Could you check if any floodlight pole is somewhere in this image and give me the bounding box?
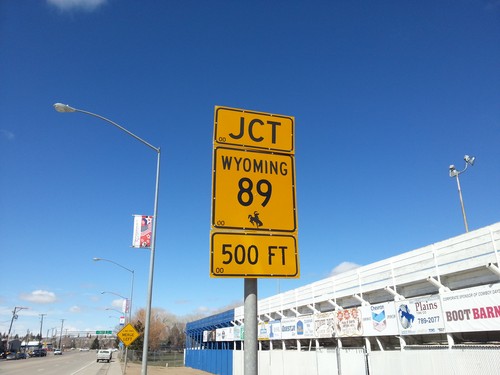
[454,173,468,232]
[449,155,475,233]
[54,103,161,375]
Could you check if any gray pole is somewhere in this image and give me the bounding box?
[124,270,134,375]
[7,307,28,352]
[141,150,161,375]
[39,314,46,345]
[244,279,258,375]
[454,174,469,232]
[58,319,64,350]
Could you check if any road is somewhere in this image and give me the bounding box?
[0,350,111,375]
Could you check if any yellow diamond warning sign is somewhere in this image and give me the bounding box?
[117,323,140,347]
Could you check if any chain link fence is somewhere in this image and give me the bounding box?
[124,349,184,367]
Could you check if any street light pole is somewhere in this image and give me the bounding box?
[93,258,135,323]
[94,258,135,374]
[449,155,475,233]
[55,103,161,375]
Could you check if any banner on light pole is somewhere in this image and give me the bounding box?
[132,215,153,248]
[122,299,130,314]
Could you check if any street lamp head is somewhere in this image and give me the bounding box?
[464,155,475,166]
[93,257,102,262]
[53,103,76,113]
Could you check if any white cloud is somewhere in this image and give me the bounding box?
[69,305,81,313]
[20,290,57,304]
[329,261,361,276]
[0,129,15,141]
[47,0,108,12]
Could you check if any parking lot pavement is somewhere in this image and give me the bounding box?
[109,360,213,375]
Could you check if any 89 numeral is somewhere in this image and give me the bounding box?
[237,178,272,207]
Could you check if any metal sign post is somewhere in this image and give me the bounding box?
[244,279,258,375]
[210,106,300,375]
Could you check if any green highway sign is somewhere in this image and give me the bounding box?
[96,330,113,335]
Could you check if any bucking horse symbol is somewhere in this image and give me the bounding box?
[248,211,263,228]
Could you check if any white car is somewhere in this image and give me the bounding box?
[96,349,112,363]
[54,349,62,355]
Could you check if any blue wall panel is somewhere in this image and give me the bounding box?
[185,349,232,375]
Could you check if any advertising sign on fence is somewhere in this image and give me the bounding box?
[335,308,363,337]
[216,327,235,342]
[296,315,315,338]
[314,312,336,338]
[361,302,399,336]
[269,320,282,340]
[258,322,270,340]
[442,283,500,332]
[396,295,445,335]
[281,317,298,339]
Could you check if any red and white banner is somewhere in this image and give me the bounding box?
[335,308,363,337]
[132,215,153,248]
[442,283,500,332]
[122,299,129,314]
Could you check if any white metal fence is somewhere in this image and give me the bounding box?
[233,347,500,375]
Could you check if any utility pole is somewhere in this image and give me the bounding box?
[6,307,28,352]
[39,314,47,346]
[58,319,65,350]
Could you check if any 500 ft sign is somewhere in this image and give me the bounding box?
[210,232,299,278]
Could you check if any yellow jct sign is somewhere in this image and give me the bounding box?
[210,232,299,278]
[117,323,140,347]
[214,106,294,153]
[210,106,299,279]
[212,147,297,232]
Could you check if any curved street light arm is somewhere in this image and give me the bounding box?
[101,290,127,300]
[93,257,134,274]
[53,103,160,153]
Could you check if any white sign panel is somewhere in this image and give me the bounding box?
[442,283,500,332]
[233,325,243,341]
[335,308,363,337]
[281,317,298,339]
[216,327,234,341]
[258,322,270,340]
[361,302,399,336]
[296,315,315,338]
[314,312,336,338]
[397,295,445,335]
[268,320,282,340]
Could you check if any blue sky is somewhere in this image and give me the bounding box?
[1,0,499,336]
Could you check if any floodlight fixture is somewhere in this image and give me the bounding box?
[448,154,476,232]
